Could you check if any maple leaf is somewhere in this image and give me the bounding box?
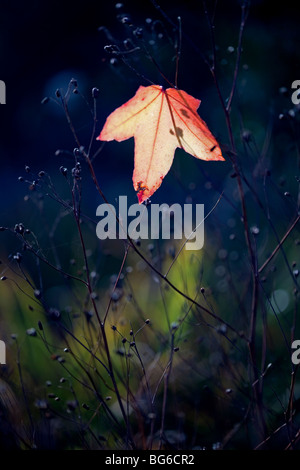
[97,85,224,203]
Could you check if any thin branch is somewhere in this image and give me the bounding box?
[258,215,300,274]
[226,2,248,112]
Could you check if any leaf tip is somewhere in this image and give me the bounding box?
[135,181,150,204]
[137,193,146,204]
[96,130,106,141]
[208,143,225,161]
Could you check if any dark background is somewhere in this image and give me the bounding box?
[0,0,299,216]
[0,0,298,265]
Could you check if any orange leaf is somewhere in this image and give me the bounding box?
[97,85,224,203]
